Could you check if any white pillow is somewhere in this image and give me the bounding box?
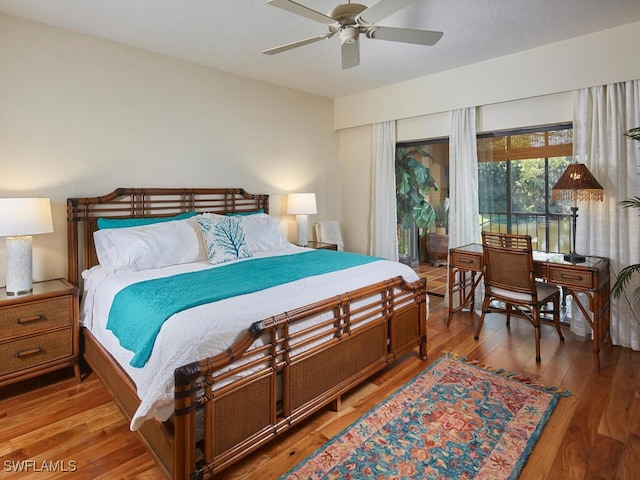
[240,213,290,252]
[197,216,251,265]
[93,217,207,271]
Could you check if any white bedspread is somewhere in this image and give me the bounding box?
[80,245,425,430]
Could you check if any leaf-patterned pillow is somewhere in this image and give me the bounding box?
[197,216,251,265]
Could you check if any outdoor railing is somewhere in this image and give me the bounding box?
[480,211,572,253]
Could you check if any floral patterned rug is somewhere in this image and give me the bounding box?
[282,353,570,480]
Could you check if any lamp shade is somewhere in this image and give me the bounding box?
[551,163,604,202]
[0,198,53,237]
[287,193,317,215]
[551,163,603,264]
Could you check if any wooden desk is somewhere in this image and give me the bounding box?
[448,243,610,372]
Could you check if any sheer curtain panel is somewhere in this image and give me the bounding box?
[449,107,481,307]
[449,107,480,250]
[370,121,398,261]
[573,80,640,350]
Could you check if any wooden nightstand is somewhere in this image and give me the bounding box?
[0,278,80,387]
[307,241,338,251]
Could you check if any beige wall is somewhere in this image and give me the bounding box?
[335,21,640,129]
[337,21,640,254]
[0,14,339,286]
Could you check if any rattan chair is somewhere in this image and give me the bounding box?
[314,220,344,251]
[475,232,564,362]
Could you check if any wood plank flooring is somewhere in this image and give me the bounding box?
[1,297,639,479]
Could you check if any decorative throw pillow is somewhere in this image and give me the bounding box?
[197,216,251,265]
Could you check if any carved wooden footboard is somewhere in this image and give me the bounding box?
[174,276,426,479]
[67,188,427,480]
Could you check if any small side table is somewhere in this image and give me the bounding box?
[0,278,80,387]
[307,241,338,251]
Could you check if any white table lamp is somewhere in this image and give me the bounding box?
[287,193,317,247]
[0,198,54,295]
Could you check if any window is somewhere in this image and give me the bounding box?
[478,124,573,253]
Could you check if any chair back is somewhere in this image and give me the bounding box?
[314,220,344,251]
[482,232,536,296]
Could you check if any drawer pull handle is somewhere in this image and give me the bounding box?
[459,258,475,264]
[16,347,44,358]
[560,273,584,281]
[17,315,45,325]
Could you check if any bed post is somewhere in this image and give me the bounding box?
[66,199,79,286]
[174,362,201,480]
[418,277,428,360]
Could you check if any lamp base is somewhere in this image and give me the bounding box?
[295,214,309,247]
[563,251,586,264]
[6,235,34,296]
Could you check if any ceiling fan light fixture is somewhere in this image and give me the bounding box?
[339,26,359,45]
[329,3,367,21]
[264,0,443,69]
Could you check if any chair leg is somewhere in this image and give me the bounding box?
[553,296,564,341]
[533,308,542,362]
[475,296,491,341]
[505,303,511,326]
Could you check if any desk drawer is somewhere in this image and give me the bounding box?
[548,266,595,289]
[0,297,72,338]
[451,251,482,271]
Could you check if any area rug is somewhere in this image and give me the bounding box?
[282,353,570,480]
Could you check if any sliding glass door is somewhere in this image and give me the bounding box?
[478,125,573,253]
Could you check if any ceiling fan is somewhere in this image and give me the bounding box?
[262,0,443,69]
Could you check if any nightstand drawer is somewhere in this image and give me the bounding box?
[450,251,482,271]
[0,297,72,338]
[0,328,73,375]
[548,266,595,289]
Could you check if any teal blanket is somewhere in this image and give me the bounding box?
[107,250,380,368]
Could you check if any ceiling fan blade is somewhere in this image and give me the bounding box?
[262,33,334,55]
[266,0,336,25]
[358,0,419,25]
[368,26,443,46]
[341,40,360,69]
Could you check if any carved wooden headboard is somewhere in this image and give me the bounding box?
[66,187,269,286]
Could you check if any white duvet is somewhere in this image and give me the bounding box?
[80,245,425,430]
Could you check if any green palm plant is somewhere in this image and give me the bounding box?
[396,146,439,233]
[612,196,640,302]
[612,127,640,312]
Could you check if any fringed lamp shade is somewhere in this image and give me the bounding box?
[551,163,604,202]
[551,163,603,263]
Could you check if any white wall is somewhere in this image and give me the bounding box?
[0,14,339,286]
[337,21,640,253]
[335,21,640,129]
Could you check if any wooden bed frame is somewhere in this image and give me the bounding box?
[67,188,428,479]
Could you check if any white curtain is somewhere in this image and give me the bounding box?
[370,120,398,260]
[449,107,481,249]
[449,107,481,307]
[573,79,640,350]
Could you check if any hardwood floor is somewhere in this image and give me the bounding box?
[1,297,639,479]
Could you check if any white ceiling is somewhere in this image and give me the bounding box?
[1,0,640,99]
